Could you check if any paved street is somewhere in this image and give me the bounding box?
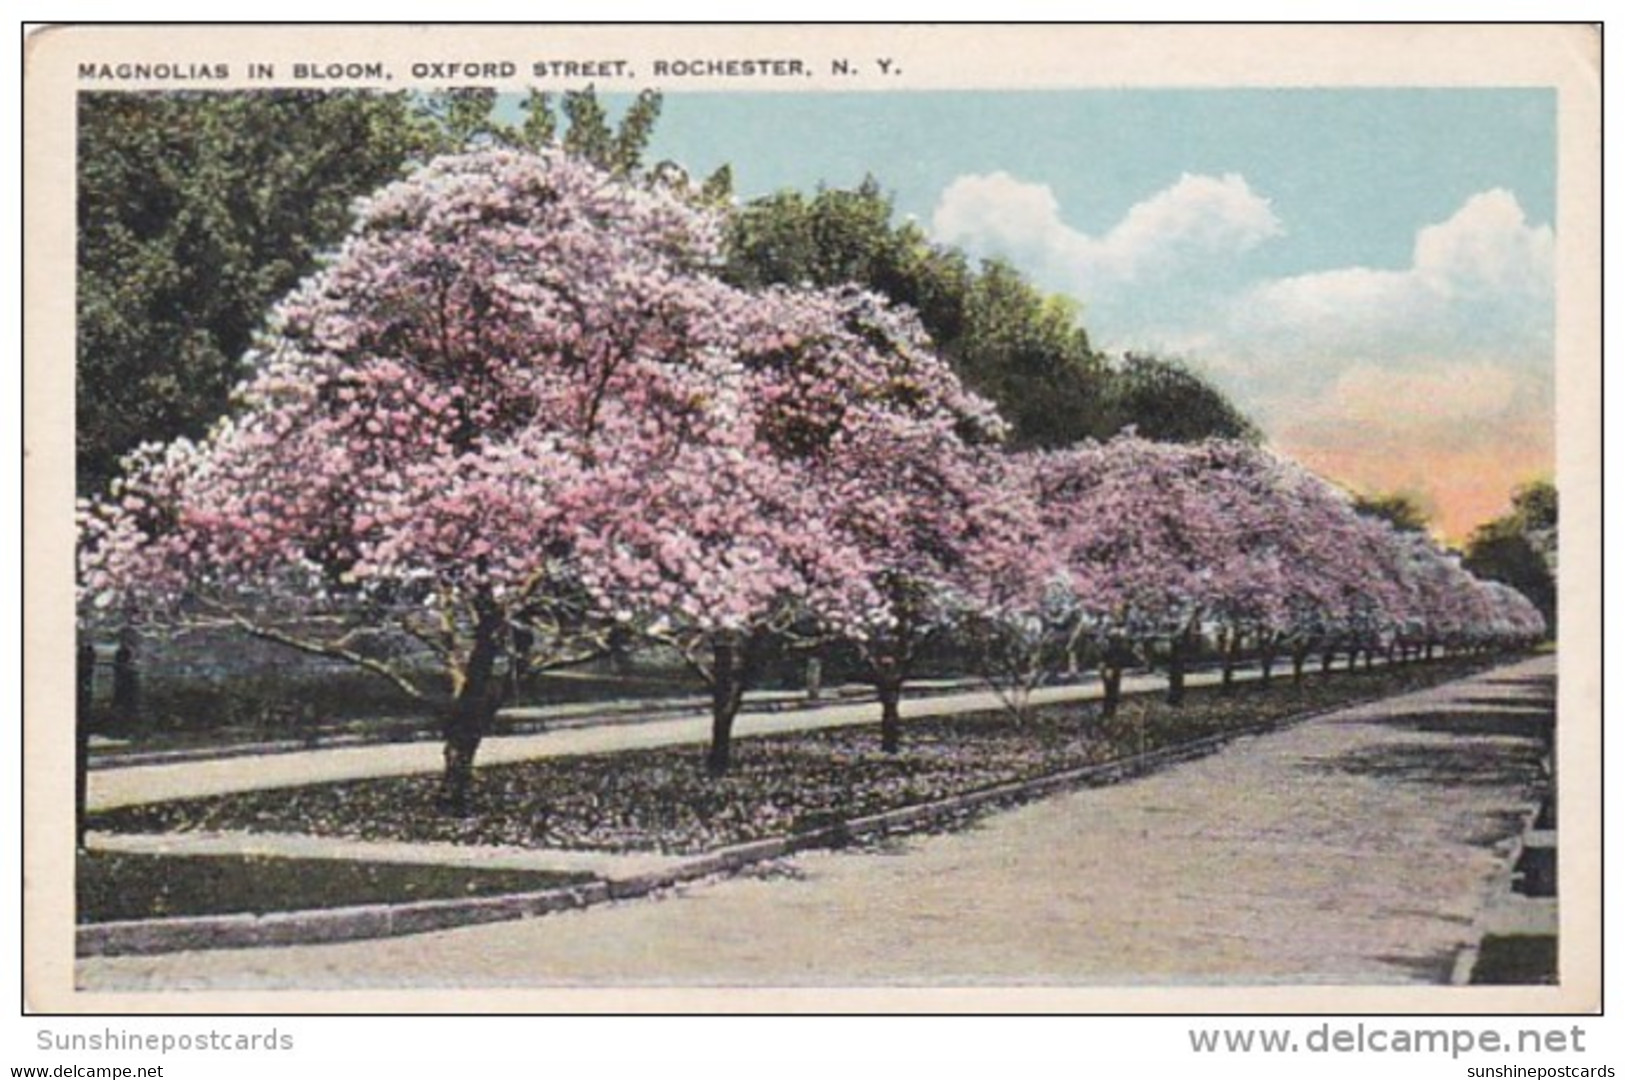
[77,655,1553,991]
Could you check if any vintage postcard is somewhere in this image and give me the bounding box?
[22,23,1601,1015]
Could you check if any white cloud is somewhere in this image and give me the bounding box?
[1414,189,1554,296]
[927,175,1556,540]
[931,170,1281,299]
[1091,173,1283,285]
[930,177,1553,415]
[1227,189,1553,373]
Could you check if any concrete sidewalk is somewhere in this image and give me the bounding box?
[76,655,1555,991]
[85,828,691,880]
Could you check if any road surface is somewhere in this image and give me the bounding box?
[77,656,1553,991]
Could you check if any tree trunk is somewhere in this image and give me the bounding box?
[1166,632,1188,706]
[1292,646,1308,684]
[438,606,503,815]
[1221,631,1240,693]
[440,722,483,816]
[878,676,904,754]
[1364,647,1375,672]
[1259,642,1275,687]
[112,638,139,732]
[76,640,95,850]
[1101,663,1123,718]
[1347,647,1359,673]
[871,640,911,752]
[707,636,748,776]
[1321,648,1336,675]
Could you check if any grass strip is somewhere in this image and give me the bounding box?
[77,850,594,924]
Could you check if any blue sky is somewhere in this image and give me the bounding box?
[614,89,1556,538]
[645,90,1554,273]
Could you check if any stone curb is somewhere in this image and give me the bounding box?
[1448,804,1547,987]
[75,672,1491,959]
[1450,762,1555,986]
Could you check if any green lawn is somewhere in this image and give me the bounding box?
[77,850,595,924]
[1470,934,1558,985]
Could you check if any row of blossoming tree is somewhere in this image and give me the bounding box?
[77,149,1546,810]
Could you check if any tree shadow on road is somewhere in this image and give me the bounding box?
[1376,945,1466,984]
[1476,675,1557,691]
[1301,736,1547,789]
[1448,695,1556,712]
[1360,708,1553,741]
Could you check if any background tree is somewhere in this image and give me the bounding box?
[1099,353,1261,445]
[76,87,688,501]
[76,90,434,496]
[1351,491,1432,535]
[1508,479,1559,568]
[722,178,973,346]
[952,260,1110,449]
[721,179,1258,451]
[1462,479,1557,635]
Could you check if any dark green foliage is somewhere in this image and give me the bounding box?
[76,90,434,496]
[698,162,735,206]
[1510,479,1557,537]
[952,259,1106,448]
[77,851,593,923]
[1353,492,1433,534]
[724,178,960,313]
[1101,353,1262,444]
[1463,480,1558,633]
[76,87,671,500]
[415,87,504,149]
[513,89,558,150]
[721,178,1257,449]
[608,89,663,176]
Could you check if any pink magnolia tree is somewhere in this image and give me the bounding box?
[79,148,1031,795]
[1158,440,1309,692]
[941,453,1069,726]
[1029,436,1246,712]
[1477,580,1547,647]
[1389,532,1478,661]
[1027,437,1465,704]
[1269,485,1398,680]
[1211,452,1413,684]
[725,286,1047,750]
[78,149,818,808]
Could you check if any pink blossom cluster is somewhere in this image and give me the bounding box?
[77,150,1031,701]
[78,148,1546,724]
[1021,435,1547,661]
